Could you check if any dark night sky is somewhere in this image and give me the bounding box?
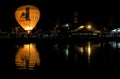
[0,0,120,30]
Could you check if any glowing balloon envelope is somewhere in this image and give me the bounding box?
[15,5,40,33]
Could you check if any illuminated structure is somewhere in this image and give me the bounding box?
[70,25,101,37]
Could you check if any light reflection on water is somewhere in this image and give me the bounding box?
[8,40,120,78]
[14,41,101,71]
[75,41,100,64]
[110,41,120,48]
[15,43,40,70]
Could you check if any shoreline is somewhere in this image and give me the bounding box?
[0,37,120,42]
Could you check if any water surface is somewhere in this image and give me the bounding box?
[0,39,120,78]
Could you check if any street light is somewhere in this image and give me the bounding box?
[87,25,91,29]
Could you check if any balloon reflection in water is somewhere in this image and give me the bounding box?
[15,43,40,70]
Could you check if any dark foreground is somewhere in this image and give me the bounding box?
[0,37,120,78]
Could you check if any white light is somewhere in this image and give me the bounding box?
[65,49,69,56]
[118,43,120,48]
[65,24,69,27]
[117,29,120,32]
[112,29,116,32]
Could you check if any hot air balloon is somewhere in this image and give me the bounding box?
[15,5,40,34]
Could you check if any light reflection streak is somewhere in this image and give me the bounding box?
[76,41,100,64]
[87,42,91,64]
[15,43,40,70]
[111,41,120,48]
[79,47,83,54]
[64,45,69,59]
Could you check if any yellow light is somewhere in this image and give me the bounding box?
[87,25,91,29]
[25,26,33,31]
[87,42,91,64]
[15,5,40,34]
[78,25,84,29]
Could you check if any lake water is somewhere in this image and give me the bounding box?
[0,39,120,78]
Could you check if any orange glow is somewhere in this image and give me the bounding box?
[87,42,91,64]
[15,5,40,34]
[15,43,40,70]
